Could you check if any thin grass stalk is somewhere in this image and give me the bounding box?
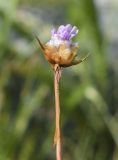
[54,64,62,160]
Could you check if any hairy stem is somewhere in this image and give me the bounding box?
[54,64,62,160]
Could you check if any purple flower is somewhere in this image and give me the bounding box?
[47,24,79,47]
[37,24,88,67]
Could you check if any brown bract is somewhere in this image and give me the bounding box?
[44,43,79,67]
[36,36,89,68]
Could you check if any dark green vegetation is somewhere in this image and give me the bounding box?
[0,0,118,160]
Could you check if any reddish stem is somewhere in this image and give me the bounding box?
[54,64,62,160]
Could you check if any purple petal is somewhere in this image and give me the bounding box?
[49,24,79,47]
[71,26,78,35]
[57,25,65,34]
[51,28,57,36]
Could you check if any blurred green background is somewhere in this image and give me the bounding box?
[0,0,118,160]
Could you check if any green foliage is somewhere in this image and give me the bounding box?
[0,0,118,160]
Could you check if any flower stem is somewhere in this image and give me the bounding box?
[54,64,62,160]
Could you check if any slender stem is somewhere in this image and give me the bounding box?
[54,64,62,160]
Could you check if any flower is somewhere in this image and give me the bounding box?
[47,24,79,47]
[36,24,88,67]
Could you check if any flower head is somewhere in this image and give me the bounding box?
[44,24,80,67]
[36,24,88,68]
